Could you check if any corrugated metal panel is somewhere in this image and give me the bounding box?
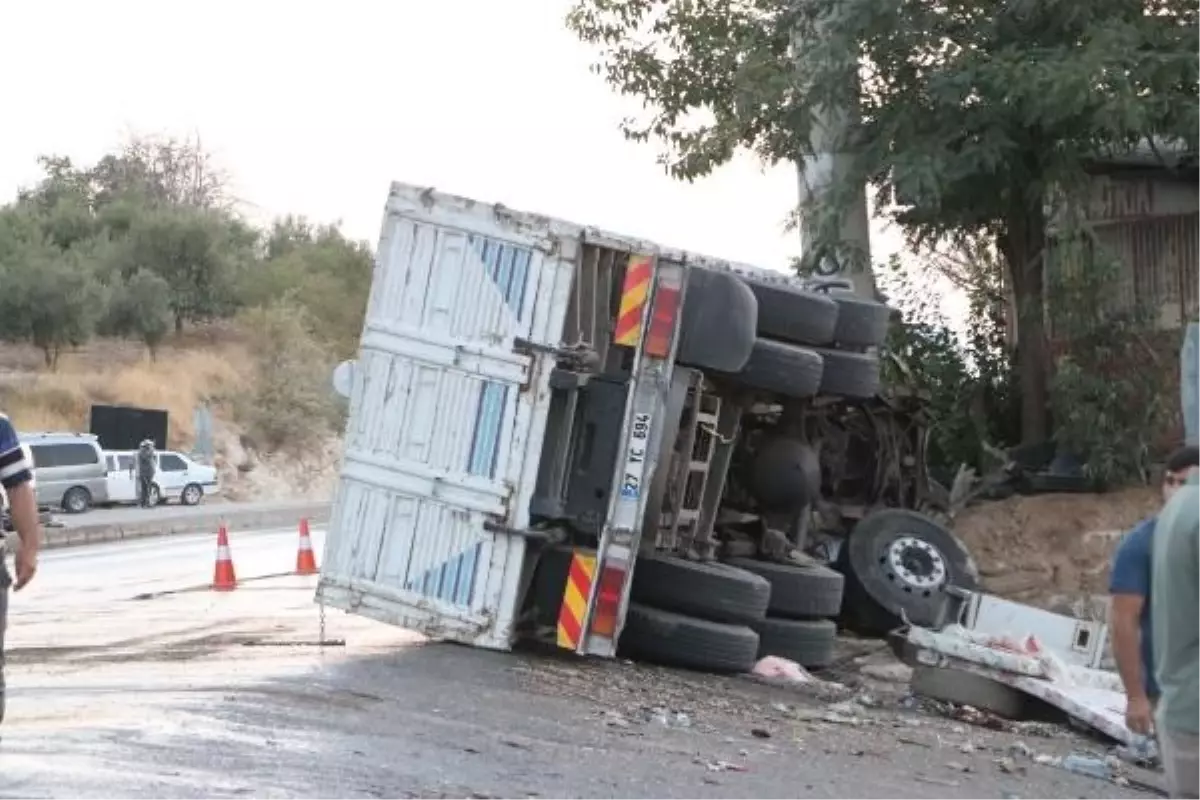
[1092,212,1198,328]
[318,183,577,650]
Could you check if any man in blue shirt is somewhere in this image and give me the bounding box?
[0,412,40,726]
[1109,445,1199,735]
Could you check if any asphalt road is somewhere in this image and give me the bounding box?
[1,530,1163,799]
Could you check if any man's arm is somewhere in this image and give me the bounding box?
[1111,593,1146,696]
[1109,531,1154,733]
[0,416,39,590]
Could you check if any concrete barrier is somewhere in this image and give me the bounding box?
[4,502,333,551]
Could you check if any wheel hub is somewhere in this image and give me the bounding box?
[884,535,947,591]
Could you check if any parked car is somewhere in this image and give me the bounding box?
[21,432,109,513]
[103,449,219,507]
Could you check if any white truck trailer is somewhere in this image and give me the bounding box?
[315,182,979,671]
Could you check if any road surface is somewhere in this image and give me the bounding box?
[2,530,1162,798]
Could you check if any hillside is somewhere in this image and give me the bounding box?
[0,323,342,503]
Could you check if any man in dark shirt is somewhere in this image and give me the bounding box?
[1109,444,1199,735]
[0,412,40,725]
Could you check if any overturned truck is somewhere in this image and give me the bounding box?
[317,183,979,672]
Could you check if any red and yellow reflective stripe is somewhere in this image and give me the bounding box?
[556,551,597,651]
[613,255,653,347]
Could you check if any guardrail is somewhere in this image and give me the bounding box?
[3,501,333,551]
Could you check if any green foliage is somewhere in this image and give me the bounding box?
[240,216,373,359]
[568,0,1197,443]
[235,302,343,453]
[0,242,104,369]
[116,204,250,331]
[879,254,1019,478]
[103,268,173,359]
[1046,231,1171,485]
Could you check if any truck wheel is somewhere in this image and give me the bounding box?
[741,279,838,345]
[812,348,880,398]
[630,555,770,625]
[828,291,893,349]
[911,666,1028,719]
[619,603,760,673]
[842,509,979,629]
[726,558,845,619]
[726,339,823,398]
[676,267,758,373]
[752,617,837,669]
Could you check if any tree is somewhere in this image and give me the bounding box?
[119,205,252,332]
[103,268,173,359]
[240,216,373,358]
[568,0,1198,444]
[90,133,233,211]
[0,244,104,368]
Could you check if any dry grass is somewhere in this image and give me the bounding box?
[0,329,254,449]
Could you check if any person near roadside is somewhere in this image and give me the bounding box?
[1151,467,1199,798]
[1109,445,1199,736]
[0,412,41,726]
[136,439,157,509]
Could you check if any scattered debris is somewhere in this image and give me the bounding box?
[915,775,960,788]
[959,742,976,754]
[897,736,932,749]
[856,693,879,708]
[994,756,1024,775]
[695,758,748,773]
[946,761,972,773]
[860,662,914,683]
[750,728,771,739]
[1034,754,1063,768]
[1008,741,1033,759]
[770,702,791,714]
[752,656,813,683]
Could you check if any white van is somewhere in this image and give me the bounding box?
[22,432,109,513]
[103,450,219,506]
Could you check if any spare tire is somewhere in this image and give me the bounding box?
[631,555,771,625]
[742,279,838,345]
[752,617,837,669]
[727,339,823,399]
[726,558,845,619]
[619,604,760,673]
[747,438,822,513]
[828,291,893,349]
[841,510,979,629]
[677,267,758,373]
[813,348,880,398]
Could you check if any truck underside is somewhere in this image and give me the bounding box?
[521,242,979,673]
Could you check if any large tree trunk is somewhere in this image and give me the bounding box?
[1000,202,1050,446]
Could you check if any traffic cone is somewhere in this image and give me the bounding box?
[295,518,318,576]
[212,524,237,591]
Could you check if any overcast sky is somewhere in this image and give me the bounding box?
[1,0,938,293]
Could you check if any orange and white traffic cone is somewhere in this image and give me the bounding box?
[295,518,318,576]
[212,524,237,591]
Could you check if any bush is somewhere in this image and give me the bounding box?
[235,302,342,453]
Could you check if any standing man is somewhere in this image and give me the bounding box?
[1110,445,1199,735]
[0,412,40,725]
[136,439,157,509]
[1151,467,1199,798]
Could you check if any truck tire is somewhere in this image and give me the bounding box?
[676,267,758,373]
[742,279,838,345]
[631,555,770,625]
[911,665,1028,718]
[726,558,845,619]
[841,509,979,630]
[727,339,823,399]
[752,617,837,669]
[619,604,760,673]
[812,348,880,398]
[828,291,893,349]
